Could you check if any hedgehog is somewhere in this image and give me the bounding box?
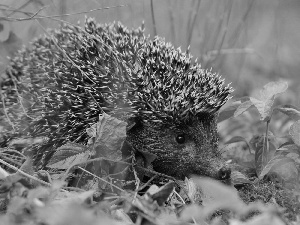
[1,18,233,181]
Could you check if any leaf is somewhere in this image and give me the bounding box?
[259,155,294,179]
[271,161,299,190]
[124,192,161,219]
[276,144,300,164]
[233,100,253,117]
[192,177,247,216]
[183,177,199,202]
[218,101,241,123]
[90,113,126,161]
[136,149,157,168]
[250,81,288,121]
[277,143,300,154]
[286,152,300,165]
[112,209,133,224]
[224,136,247,145]
[274,104,300,121]
[48,151,90,170]
[218,97,252,123]
[47,143,90,169]
[150,182,175,206]
[251,134,277,176]
[259,81,288,100]
[18,156,34,177]
[289,120,300,146]
[259,155,299,189]
[48,142,87,166]
[250,97,272,121]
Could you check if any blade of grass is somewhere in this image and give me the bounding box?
[150,0,157,36]
[228,0,255,47]
[186,0,202,51]
[214,0,234,53]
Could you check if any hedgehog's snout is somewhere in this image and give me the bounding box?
[217,166,231,180]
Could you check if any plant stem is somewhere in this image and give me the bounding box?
[150,0,157,36]
[262,119,270,167]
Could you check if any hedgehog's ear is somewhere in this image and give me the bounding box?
[126,116,142,132]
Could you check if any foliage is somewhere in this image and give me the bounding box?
[0,173,291,225]
[220,81,300,191]
[0,81,300,224]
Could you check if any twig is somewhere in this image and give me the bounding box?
[2,149,26,159]
[173,189,186,204]
[0,5,127,22]
[138,174,158,191]
[0,158,51,186]
[77,166,125,193]
[0,154,23,167]
[38,169,52,183]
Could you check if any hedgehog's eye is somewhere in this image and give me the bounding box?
[175,134,186,144]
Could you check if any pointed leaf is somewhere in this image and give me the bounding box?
[251,81,288,121]
[183,178,199,202]
[150,182,175,206]
[259,155,298,189]
[18,156,35,177]
[250,97,272,121]
[137,150,157,168]
[225,136,247,145]
[47,143,89,169]
[218,101,241,123]
[259,81,288,100]
[90,113,126,161]
[233,100,253,117]
[277,143,300,154]
[48,151,90,169]
[259,155,294,179]
[251,134,277,176]
[48,143,88,166]
[274,104,300,121]
[218,98,252,122]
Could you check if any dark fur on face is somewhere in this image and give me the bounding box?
[127,115,228,180]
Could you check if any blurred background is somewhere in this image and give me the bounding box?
[0,0,299,103]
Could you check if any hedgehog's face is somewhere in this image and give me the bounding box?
[127,117,231,181]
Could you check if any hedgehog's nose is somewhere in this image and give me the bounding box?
[217,166,231,180]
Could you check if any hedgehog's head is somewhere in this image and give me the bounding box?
[126,37,233,180]
[127,114,230,180]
